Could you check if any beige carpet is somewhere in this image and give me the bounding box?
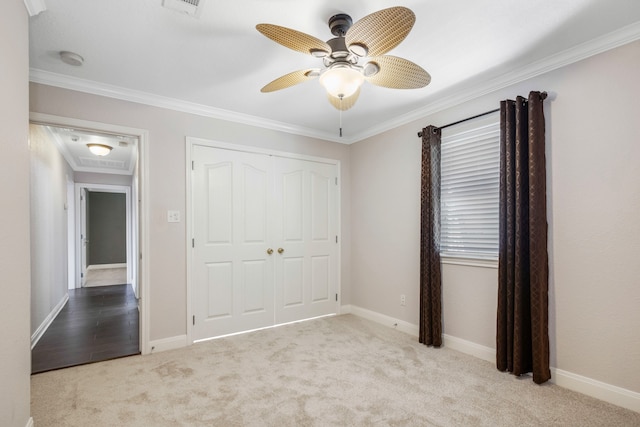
[31,315,639,426]
[84,266,127,287]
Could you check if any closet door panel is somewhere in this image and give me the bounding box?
[192,146,274,340]
[274,157,339,324]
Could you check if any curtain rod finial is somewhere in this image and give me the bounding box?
[541,91,557,101]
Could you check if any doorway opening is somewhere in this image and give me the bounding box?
[28,113,149,372]
[76,184,134,293]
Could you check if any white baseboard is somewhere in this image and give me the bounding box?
[348,304,419,337]
[31,293,69,349]
[348,305,640,414]
[87,263,126,270]
[149,335,188,353]
[340,304,352,314]
[551,368,640,413]
[25,417,34,427]
[443,334,496,363]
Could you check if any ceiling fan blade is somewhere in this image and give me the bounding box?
[256,24,331,56]
[365,56,431,89]
[345,7,415,57]
[261,69,319,93]
[327,87,361,111]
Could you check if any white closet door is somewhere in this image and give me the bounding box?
[273,157,339,324]
[191,143,339,341]
[192,146,274,340]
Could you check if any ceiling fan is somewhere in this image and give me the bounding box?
[256,6,431,112]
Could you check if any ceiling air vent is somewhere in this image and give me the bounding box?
[162,0,204,17]
[79,157,126,169]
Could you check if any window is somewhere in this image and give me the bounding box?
[440,113,500,261]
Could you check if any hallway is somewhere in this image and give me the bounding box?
[31,284,139,374]
[84,266,127,287]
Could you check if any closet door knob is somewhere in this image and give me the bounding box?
[277,248,284,254]
[267,248,274,255]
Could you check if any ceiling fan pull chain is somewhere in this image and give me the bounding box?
[339,96,343,137]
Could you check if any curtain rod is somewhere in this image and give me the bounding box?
[417,108,499,138]
[417,91,548,138]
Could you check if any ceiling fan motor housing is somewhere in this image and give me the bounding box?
[326,37,351,59]
[329,13,353,36]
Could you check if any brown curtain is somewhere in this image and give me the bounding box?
[419,125,442,347]
[496,91,550,384]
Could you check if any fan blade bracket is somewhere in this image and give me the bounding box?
[348,43,368,57]
[362,61,380,77]
[310,48,329,58]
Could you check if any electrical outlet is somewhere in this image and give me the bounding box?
[400,294,406,306]
[167,210,181,223]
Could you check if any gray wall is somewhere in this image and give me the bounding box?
[1,1,31,426]
[88,191,127,265]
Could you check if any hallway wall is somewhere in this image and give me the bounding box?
[29,124,74,338]
[0,1,31,426]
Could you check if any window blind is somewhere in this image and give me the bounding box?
[440,116,500,260]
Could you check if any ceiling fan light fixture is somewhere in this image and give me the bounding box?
[87,143,112,156]
[319,65,364,99]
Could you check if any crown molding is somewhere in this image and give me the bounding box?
[349,20,640,143]
[29,69,344,144]
[30,21,640,145]
[23,0,46,16]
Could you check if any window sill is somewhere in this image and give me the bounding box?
[441,256,498,269]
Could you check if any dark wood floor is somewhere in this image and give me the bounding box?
[31,284,139,374]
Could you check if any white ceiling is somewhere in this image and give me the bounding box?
[41,125,138,176]
[29,0,640,143]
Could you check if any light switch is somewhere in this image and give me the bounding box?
[167,210,181,223]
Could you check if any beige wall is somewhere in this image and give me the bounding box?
[351,39,640,393]
[29,124,74,337]
[350,123,422,323]
[29,85,352,342]
[0,1,31,426]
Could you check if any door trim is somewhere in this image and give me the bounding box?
[66,175,75,290]
[185,137,342,345]
[29,112,151,355]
